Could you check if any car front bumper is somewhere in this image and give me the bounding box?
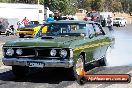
[16,31,34,35]
[2,58,74,68]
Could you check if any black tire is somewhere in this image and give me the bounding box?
[119,23,122,27]
[116,25,119,27]
[69,55,86,84]
[124,22,126,26]
[12,66,29,78]
[76,76,87,85]
[99,56,107,66]
[19,34,25,38]
[6,31,10,36]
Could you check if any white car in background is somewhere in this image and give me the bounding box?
[113,17,127,27]
[62,16,78,20]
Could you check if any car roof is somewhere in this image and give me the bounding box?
[47,20,97,24]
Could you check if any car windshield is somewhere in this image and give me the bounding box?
[19,24,38,28]
[114,18,122,20]
[19,21,39,28]
[39,23,87,37]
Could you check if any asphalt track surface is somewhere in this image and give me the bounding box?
[0,25,132,88]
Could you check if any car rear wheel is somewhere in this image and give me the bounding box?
[19,34,25,38]
[99,56,107,66]
[124,22,126,26]
[12,66,29,78]
[98,47,111,66]
[119,23,122,27]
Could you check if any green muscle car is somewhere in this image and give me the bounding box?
[2,20,114,79]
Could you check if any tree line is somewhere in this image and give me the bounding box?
[0,0,132,15]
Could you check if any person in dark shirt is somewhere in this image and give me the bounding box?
[54,10,62,21]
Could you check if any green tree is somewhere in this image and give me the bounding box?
[112,0,122,12]
[0,0,131,14]
[44,0,76,15]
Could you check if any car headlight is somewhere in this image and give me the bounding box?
[16,49,23,55]
[60,49,67,58]
[6,48,14,56]
[50,49,57,56]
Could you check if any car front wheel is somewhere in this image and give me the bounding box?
[19,34,25,38]
[12,66,29,78]
[71,55,86,85]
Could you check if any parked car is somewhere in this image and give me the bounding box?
[113,17,127,27]
[16,21,41,38]
[2,20,114,80]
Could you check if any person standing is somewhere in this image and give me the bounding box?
[54,10,62,21]
[22,17,29,26]
[47,14,54,22]
[95,16,100,23]
[107,15,113,32]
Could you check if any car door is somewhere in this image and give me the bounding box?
[72,23,101,64]
[93,23,111,59]
[84,23,102,63]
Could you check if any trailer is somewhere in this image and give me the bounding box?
[0,3,53,33]
[0,3,53,22]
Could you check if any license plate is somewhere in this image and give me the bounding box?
[29,62,44,68]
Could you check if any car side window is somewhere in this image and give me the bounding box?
[69,24,86,34]
[93,23,105,36]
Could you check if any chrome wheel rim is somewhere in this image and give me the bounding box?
[75,57,84,75]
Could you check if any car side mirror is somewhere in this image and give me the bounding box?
[89,34,94,39]
[42,26,48,33]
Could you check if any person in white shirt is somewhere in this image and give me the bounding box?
[107,15,114,32]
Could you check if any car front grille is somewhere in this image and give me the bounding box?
[4,48,36,58]
[36,49,62,59]
[18,29,33,31]
[4,47,70,60]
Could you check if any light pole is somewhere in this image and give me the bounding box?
[38,0,40,21]
[44,0,48,21]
